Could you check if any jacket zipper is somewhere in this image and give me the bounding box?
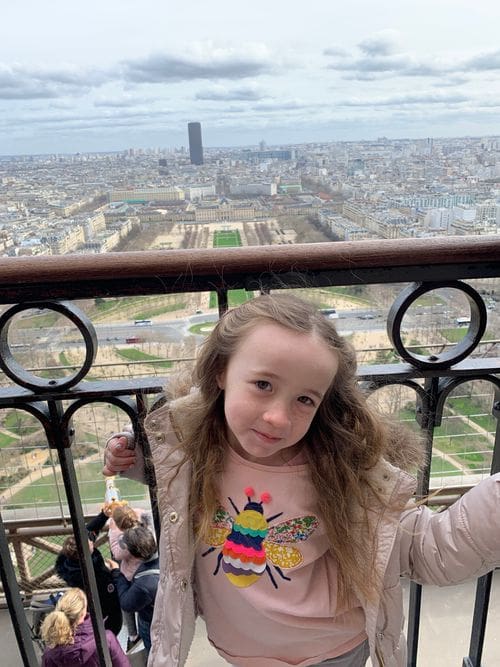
[375,641,386,667]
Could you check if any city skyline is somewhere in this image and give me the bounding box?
[1,0,500,155]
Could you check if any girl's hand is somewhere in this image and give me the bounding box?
[103,435,136,476]
[106,558,120,570]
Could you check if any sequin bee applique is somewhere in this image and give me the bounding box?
[202,487,318,589]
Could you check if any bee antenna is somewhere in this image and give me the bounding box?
[244,486,254,500]
[260,492,271,504]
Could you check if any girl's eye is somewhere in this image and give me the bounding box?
[297,395,315,407]
[255,380,272,391]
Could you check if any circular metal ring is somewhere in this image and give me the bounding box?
[387,281,487,370]
[0,301,97,391]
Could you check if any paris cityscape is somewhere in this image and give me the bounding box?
[0,125,498,515]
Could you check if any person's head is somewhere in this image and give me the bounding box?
[193,292,365,463]
[61,535,94,561]
[40,588,87,647]
[112,505,139,531]
[122,524,157,560]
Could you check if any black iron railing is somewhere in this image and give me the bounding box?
[0,236,498,666]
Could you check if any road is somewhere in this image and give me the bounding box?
[9,297,497,351]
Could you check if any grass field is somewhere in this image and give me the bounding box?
[209,229,254,310]
[213,230,242,247]
[5,459,148,509]
[115,348,173,368]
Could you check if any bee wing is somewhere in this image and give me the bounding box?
[266,515,319,544]
[205,506,233,547]
[264,542,304,568]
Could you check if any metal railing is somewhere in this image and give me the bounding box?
[0,235,499,666]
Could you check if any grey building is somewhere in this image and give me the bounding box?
[188,122,204,165]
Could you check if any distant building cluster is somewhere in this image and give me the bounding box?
[0,134,498,256]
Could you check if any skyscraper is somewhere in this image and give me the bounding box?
[188,122,203,165]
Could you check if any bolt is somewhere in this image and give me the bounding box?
[494,401,500,412]
[416,406,422,414]
[48,379,56,385]
[428,355,439,361]
[68,428,75,436]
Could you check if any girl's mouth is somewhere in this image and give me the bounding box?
[253,429,282,443]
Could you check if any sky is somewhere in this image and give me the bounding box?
[1,0,499,155]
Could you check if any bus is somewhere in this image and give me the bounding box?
[455,316,471,326]
[134,319,152,326]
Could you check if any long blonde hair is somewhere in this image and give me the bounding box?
[170,292,422,603]
[40,588,87,647]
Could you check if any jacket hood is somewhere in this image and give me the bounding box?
[56,554,81,580]
[43,615,99,665]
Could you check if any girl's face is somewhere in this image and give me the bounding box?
[217,322,338,466]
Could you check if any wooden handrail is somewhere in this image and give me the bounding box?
[1,235,498,285]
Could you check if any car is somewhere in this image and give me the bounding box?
[357,313,375,320]
[320,308,338,319]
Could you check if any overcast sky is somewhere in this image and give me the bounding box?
[1,0,499,155]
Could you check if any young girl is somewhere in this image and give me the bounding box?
[40,588,130,667]
[103,293,500,667]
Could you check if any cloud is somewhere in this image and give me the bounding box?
[0,43,277,104]
[324,34,500,81]
[358,30,401,56]
[122,44,274,83]
[327,53,445,78]
[323,47,348,58]
[195,84,264,101]
[463,49,500,71]
[339,92,469,107]
[0,63,107,100]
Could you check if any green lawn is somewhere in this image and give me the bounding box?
[446,395,496,432]
[115,348,173,368]
[411,294,446,307]
[441,326,496,342]
[131,301,187,321]
[17,311,60,329]
[189,322,216,335]
[0,432,19,448]
[209,230,251,308]
[59,351,71,366]
[3,410,39,434]
[430,454,462,475]
[208,290,254,310]
[213,230,242,247]
[90,296,187,323]
[398,405,493,473]
[6,460,148,509]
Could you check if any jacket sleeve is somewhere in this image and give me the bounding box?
[106,427,148,484]
[86,511,108,541]
[112,571,156,613]
[399,473,500,585]
[106,629,131,667]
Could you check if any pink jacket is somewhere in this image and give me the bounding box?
[121,394,500,667]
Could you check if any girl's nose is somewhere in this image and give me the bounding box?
[262,402,291,428]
